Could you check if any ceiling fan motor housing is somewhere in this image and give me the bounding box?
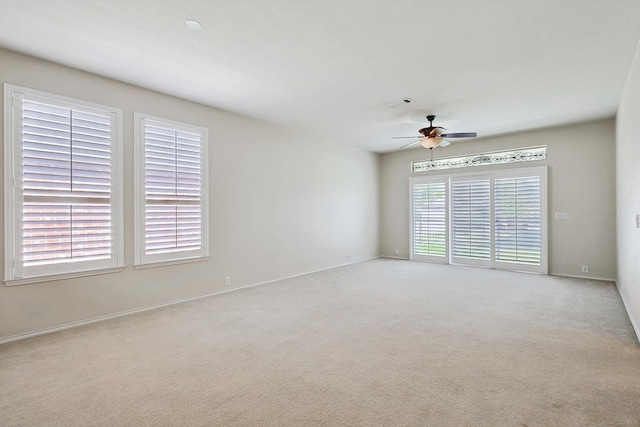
[418,115,442,137]
[419,126,442,137]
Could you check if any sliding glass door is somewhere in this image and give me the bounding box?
[410,167,547,273]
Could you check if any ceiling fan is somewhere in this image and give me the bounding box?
[393,115,477,149]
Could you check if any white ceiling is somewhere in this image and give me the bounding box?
[1,0,639,153]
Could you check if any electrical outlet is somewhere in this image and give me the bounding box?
[581,265,589,273]
[395,249,400,255]
[224,276,231,286]
[345,255,351,262]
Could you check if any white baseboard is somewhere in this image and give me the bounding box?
[380,255,410,260]
[615,281,640,345]
[0,256,381,345]
[550,273,616,282]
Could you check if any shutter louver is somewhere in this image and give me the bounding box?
[144,123,202,255]
[452,180,491,259]
[412,182,447,256]
[494,176,541,264]
[21,99,113,267]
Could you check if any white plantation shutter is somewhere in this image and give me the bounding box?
[409,167,546,274]
[135,115,208,265]
[22,100,112,265]
[411,179,448,262]
[451,179,491,266]
[4,85,123,284]
[144,125,201,254]
[494,176,542,265]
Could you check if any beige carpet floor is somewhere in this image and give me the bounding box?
[1,259,639,426]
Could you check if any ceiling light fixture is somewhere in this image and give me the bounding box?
[185,19,202,30]
[419,137,442,149]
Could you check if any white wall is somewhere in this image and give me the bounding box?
[0,49,381,341]
[380,120,617,279]
[616,38,640,338]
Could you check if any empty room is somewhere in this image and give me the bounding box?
[1,0,639,425]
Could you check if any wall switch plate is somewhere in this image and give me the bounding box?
[636,214,640,228]
[555,212,568,220]
[224,276,230,286]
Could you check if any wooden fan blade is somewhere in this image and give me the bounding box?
[439,132,477,138]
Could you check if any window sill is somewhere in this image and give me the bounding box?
[4,266,125,286]
[134,256,210,270]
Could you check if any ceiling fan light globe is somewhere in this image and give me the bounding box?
[419,137,441,149]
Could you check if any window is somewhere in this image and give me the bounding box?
[412,146,546,172]
[410,167,547,273]
[134,114,209,267]
[494,175,542,266]
[4,84,124,285]
[451,178,491,267]
[410,178,448,263]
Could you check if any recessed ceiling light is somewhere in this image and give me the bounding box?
[185,19,202,30]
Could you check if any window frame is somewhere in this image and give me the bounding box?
[4,84,124,285]
[133,113,209,268]
[409,176,449,264]
[492,167,547,273]
[450,176,492,268]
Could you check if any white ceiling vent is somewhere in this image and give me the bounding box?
[386,97,413,108]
